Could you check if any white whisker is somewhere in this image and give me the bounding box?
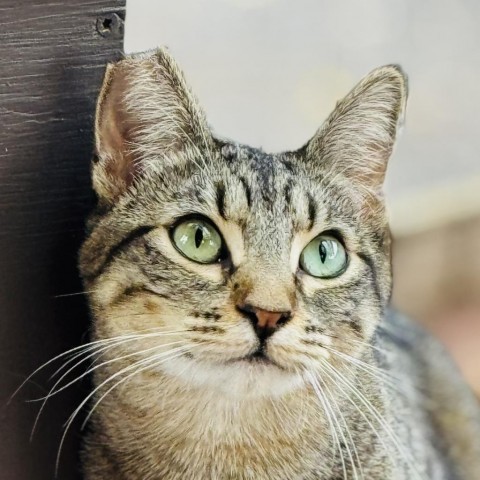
[29,339,185,439]
[55,345,190,477]
[321,345,416,398]
[319,360,426,480]
[31,340,186,403]
[81,346,193,430]
[316,369,363,479]
[304,371,347,479]
[10,328,190,405]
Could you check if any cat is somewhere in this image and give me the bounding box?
[78,48,480,479]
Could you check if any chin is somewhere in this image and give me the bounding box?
[159,354,305,399]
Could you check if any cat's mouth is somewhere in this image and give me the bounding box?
[248,348,270,362]
[234,347,283,369]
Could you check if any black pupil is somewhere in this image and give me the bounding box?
[194,226,204,248]
[319,241,327,263]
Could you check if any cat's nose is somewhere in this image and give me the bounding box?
[237,304,291,341]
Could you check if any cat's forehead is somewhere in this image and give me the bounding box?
[216,143,353,218]
[220,143,281,180]
[161,142,357,238]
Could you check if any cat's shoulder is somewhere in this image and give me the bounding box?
[378,309,480,479]
[379,309,478,415]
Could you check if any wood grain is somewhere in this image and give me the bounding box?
[0,1,125,478]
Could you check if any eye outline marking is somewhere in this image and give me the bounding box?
[298,229,349,280]
[168,213,231,266]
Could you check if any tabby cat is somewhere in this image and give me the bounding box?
[78,49,480,479]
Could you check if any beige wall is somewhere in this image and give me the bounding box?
[125,0,480,210]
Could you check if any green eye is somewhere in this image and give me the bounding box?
[299,234,348,278]
[171,217,223,264]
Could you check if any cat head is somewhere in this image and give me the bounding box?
[79,49,407,398]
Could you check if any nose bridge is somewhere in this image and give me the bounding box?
[232,258,296,312]
[233,204,295,311]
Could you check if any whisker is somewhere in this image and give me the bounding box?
[304,371,347,479]
[307,329,392,359]
[338,335,393,358]
[325,345,399,380]
[10,328,191,404]
[81,346,194,429]
[53,290,96,298]
[31,340,186,403]
[55,345,190,476]
[318,361,398,476]
[8,340,126,406]
[315,369,363,479]
[319,360,427,480]
[29,339,186,440]
[48,329,189,382]
[320,345,416,397]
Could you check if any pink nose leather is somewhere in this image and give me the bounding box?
[254,309,284,329]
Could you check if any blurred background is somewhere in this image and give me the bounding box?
[125,0,480,396]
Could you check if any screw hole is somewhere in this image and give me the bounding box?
[102,18,112,30]
[96,13,123,38]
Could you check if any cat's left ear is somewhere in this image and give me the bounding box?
[305,65,407,192]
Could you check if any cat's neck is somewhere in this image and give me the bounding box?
[86,370,338,479]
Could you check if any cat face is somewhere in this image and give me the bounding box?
[79,50,406,398]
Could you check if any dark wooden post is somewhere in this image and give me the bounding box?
[0,1,125,478]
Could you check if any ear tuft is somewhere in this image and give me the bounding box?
[93,48,212,204]
[306,64,408,192]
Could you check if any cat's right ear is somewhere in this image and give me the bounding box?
[304,65,407,195]
[93,49,212,204]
